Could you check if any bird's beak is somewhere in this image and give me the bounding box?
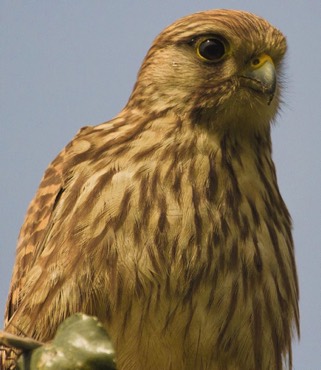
[240,54,276,105]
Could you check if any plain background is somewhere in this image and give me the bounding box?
[1,1,320,369]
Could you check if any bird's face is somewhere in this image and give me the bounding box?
[128,10,287,136]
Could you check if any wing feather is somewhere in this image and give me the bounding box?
[4,153,65,326]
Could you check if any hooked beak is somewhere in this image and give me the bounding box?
[240,54,276,105]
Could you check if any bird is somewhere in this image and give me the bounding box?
[1,9,299,370]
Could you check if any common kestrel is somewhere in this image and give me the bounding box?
[1,9,299,370]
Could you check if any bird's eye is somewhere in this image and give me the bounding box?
[196,37,226,62]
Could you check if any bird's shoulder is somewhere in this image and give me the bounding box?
[4,117,125,326]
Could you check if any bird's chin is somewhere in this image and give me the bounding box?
[239,78,275,106]
[190,87,279,135]
[212,89,280,135]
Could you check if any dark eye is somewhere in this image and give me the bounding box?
[196,38,226,62]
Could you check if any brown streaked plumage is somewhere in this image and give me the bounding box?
[1,9,299,370]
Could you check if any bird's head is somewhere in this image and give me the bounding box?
[127,9,287,136]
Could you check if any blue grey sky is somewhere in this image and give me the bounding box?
[1,1,320,368]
